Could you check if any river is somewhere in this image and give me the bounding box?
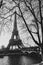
[0,55,42,65]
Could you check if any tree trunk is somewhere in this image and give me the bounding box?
[41,25,43,54]
[41,45,43,54]
[41,37,43,54]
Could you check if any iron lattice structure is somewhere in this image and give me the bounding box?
[7,11,24,50]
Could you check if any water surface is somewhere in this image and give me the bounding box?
[0,55,41,65]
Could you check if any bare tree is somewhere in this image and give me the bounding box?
[17,0,43,53]
[0,0,43,53]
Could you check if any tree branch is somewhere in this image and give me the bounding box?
[18,3,39,45]
[24,0,41,44]
[38,0,42,24]
[24,0,41,24]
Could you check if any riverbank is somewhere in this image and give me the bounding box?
[32,54,43,65]
[32,61,43,65]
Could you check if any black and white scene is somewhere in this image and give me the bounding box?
[0,0,43,65]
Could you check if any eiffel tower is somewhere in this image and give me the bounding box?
[7,11,24,50]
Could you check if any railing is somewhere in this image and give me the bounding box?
[21,46,40,54]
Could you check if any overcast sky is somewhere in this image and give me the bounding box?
[0,0,42,48]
